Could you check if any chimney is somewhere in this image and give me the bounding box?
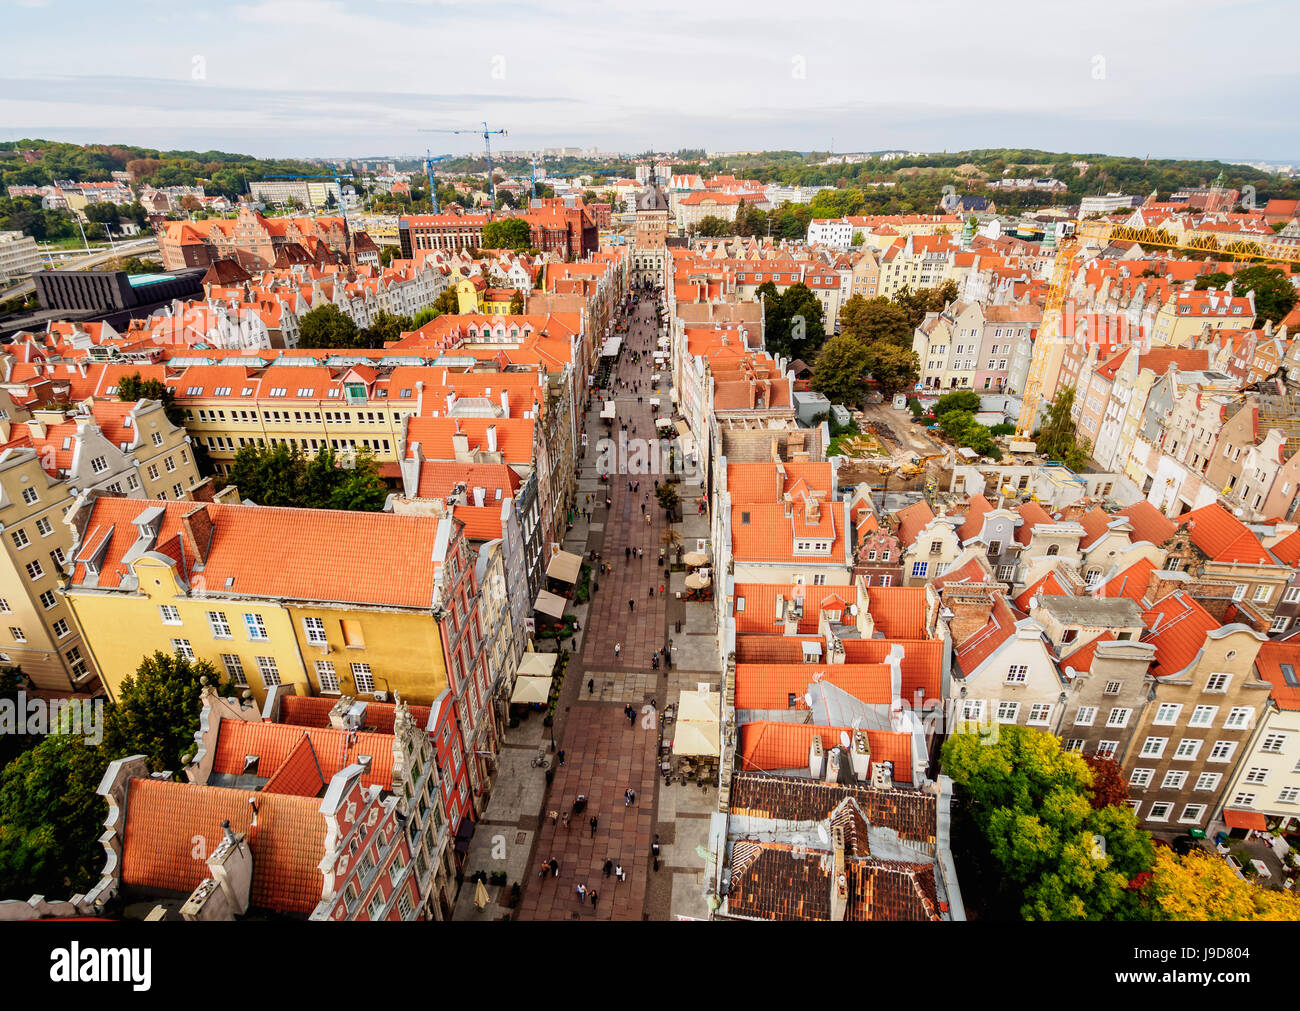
[808,733,825,778]
[486,424,498,454]
[452,432,470,460]
[473,486,486,507]
[181,503,213,565]
[850,730,871,780]
[939,582,997,643]
[500,390,509,417]
[829,825,849,922]
[445,392,456,414]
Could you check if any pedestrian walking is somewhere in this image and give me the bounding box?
[651,835,661,858]
[603,858,613,877]
[628,599,635,612]
[550,858,560,878]
[548,810,558,825]
[558,749,566,765]
[625,546,631,560]
[577,883,586,904]
[614,642,621,658]
[589,815,598,837]
[588,677,595,694]
[616,864,626,881]
[650,698,658,711]
[562,811,570,830]
[590,890,599,911]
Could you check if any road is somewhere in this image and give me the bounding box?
[3,237,160,299]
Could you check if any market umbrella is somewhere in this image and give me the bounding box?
[684,572,711,590]
[672,719,719,757]
[474,879,491,910]
[682,551,708,566]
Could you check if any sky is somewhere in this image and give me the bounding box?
[1,0,1296,164]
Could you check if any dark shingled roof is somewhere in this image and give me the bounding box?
[728,771,937,844]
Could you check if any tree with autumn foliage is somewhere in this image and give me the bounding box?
[1082,755,1129,809]
[1145,847,1300,921]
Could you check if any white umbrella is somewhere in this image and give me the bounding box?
[677,689,720,722]
[672,719,719,757]
[682,550,708,566]
[474,879,491,910]
[510,675,553,704]
[684,571,711,590]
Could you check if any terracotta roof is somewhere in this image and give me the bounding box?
[1255,642,1300,712]
[277,695,435,734]
[1268,529,1300,567]
[211,719,395,791]
[894,500,936,547]
[1077,507,1117,550]
[956,495,993,541]
[1014,501,1056,545]
[1016,569,1074,611]
[739,721,915,785]
[1177,503,1273,565]
[1142,592,1220,679]
[1058,631,1116,672]
[955,593,1020,674]
[1117,500,1177,547]
[1099,558,1156,602]
[121,778,325,915]
[734,637,942,698]
[931,557,992,591]
[735,663,894,709]
[69,497,441,610]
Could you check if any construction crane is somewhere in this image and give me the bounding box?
[424,152,449,214]
[1014,217,1300,437]
[421,123,508,212]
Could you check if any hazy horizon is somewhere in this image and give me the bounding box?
[2,0,1297,165]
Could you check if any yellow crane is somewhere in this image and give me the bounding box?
[1014,218,1300,437]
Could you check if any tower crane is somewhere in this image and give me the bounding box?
[421,122,508,212]
[424,152,449,214]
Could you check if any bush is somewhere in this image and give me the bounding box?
[989,423,1015,436]
[908,397,923,417]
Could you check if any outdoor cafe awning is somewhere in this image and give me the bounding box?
[534,589,567,619]
[658,336,670,348]
[546,549,583,584]
[510,675,553,704]
[656,418,672,428]
[682,550,708,566]
[684,571,711,590]
[1224,808,1268,831]
[677,688,720,723]
[649,397,661,407]
[651,372,662,382]
[517,651,558,678]
[600,337,622,357]
[601,400,616,419]
[673,719,720,757]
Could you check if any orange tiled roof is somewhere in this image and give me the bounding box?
[735,663,893,709]
[955,593,1020,674]
[1015,569,1074,611]
[956,495,993,542]
[1177,503,1274,565]
[121,778,325,915]
[739,721,915,784]
[1014,501,1055,545]
[1099,558,1156,602]
[1142,591,1220,679]
[1268,529,1300,568]
[1117,500,1177,547]
[70,497,441,609]
[1256,642,1300,711]
[212,719,395,790]
[894,500,935,547]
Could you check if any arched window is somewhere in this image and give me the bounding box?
[1046,544,1060,556]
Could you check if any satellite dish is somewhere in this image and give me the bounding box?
[802,692,813,709]
[838,731,851,749]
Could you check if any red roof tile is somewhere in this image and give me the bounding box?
[121,778,325,914]
[1142,592,1220,679]
[1116,500,1177,547]
[1255,642,1300,712]
[955,593,1019,673]
[739,721,915,784]
[1177,503,1273,564]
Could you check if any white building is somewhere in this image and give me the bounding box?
[0,230,43,283]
